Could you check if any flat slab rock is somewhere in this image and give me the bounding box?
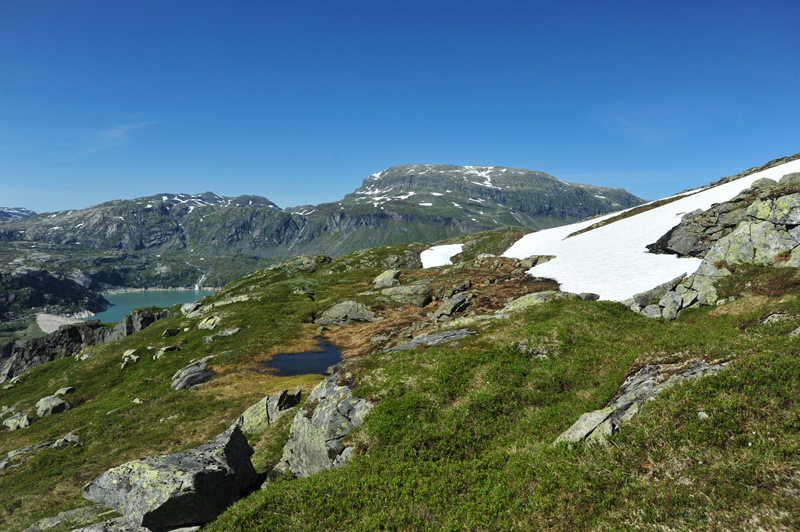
[388,329,477,352]
[171,356,216,390]
[554,359,728,445]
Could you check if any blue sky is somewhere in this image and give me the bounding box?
[1,0,798,213]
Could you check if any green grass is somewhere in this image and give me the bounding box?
[208,279,800,531]
[3,247,800,531]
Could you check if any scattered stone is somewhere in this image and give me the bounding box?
[502,291,559,313]
[3,413,33,430]
[198,315,221,330]
[697,411,710,420]
[316,301,376,325]
[36,395,70,417]
[370,335,390,344]
[153,345,181,361]
[82,425,258,529]
[162,328,181,338]
[216,327,240,337]
[640,304,663,318]
[447,313,509,328]
[789,327,800,338]
[211,295,253,309]
[380,284,433,307]
[132,398,143,404]
[0,405,17,420]
[388,329,477,352]
[554,359,728,446]
[762,313,787,325]
[160,414,180,423]
[373,269,401,289]
[235,388,302,434]
[203,336,214,344]
[171,356,217,390]
[275,376,372,478]
[55,386,76,396]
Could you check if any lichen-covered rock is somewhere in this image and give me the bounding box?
[3,413,32,430]
[275,375,372,478]
[35,395,70,417]
[373,269,401,289]
[235,388,302,434]
[171,356,216,390]
[316,301,375,325]
[380,284,433,307]
[197,315,221,330]
[631,274,686,308]
[82,425,258,529]
[554,359,727,446]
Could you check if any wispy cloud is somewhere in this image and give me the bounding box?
[85,121,161,154]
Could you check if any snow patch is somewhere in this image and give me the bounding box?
[421,244,464,268]
[419,202,433,207]
[503,159,800,302]
[431,192,443,196]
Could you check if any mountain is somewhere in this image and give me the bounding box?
[0,166,644,259]
[2,155,800,531]
[0,207,36,221]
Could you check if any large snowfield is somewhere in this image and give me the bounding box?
[499,159,800,301]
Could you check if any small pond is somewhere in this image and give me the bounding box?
[262,341,343,377]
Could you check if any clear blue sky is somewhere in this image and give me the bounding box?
[1,0,798,213]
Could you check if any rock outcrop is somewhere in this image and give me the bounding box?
[633,174,800,319]
[554,359,728,445]
[235,388,302,434]
[275,375,372,478]
[35,395,70,417]
[0,308,170,383]
[380,284,433,307]
[82,425,258,529]
[373,269,401,289]
[388,329,477,352]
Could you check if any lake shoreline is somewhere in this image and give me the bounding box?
[101,286,220,296]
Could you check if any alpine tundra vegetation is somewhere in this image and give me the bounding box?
[1,155,800,531]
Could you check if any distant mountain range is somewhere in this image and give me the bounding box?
[0,165,644,258]
[0,207,36,220]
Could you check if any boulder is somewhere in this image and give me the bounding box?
[275,376,372,478]
[235,388,302,434]
[35,395,70,417]
[380,284,433,307]
[197,315,221,330]
[3,413,33,430]
[153,345,181,361]
[316,301,375,325]
[779,172,800,185]
[432,293,474,320]
[181,302,201,316]
[502,291,558,313]
[171,356,216,390]
[55,386,76,396]
[82,425,258,529]
[373,269,401,289]
[162,328,181,338]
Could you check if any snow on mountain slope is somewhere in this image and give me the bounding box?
[503,159,800,301]
[421,244,464,268]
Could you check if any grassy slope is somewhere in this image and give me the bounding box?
[210,273,800,531]
[0,233,798,531]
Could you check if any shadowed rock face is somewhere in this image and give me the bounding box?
[82,425,258,529]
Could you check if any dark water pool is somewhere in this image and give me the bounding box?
[262,341,343,376]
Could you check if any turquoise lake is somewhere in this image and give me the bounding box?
[85,289,216,324]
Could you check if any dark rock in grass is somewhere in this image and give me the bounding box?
[162,328,181,338]
[275,376,372,478]
[316,301,375,325]
[35,395,70,417]
[387,328,477,352]
[235,387,302,434]
[82,425,258,529]
[554,359,728,446]
[171,356,216,390]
